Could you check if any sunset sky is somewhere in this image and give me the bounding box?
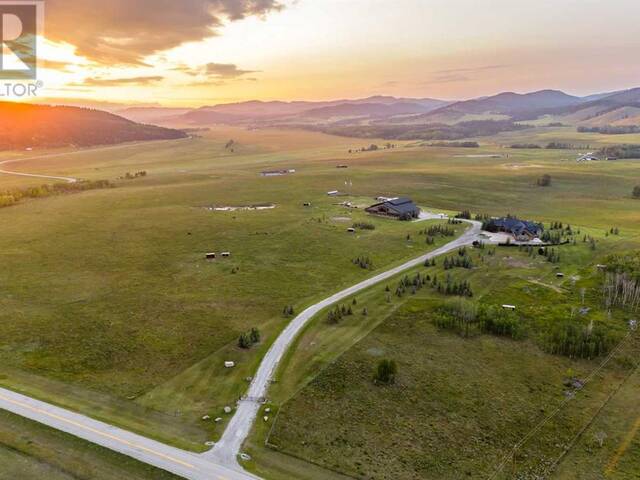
[34,0,640,106]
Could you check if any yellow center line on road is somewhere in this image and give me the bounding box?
[0,392,196,470]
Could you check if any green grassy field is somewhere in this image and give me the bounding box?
[261,241,640,480]
[0,125,639,477]
[553,366,640,480]
[0,128,470,447]
[0,410,179,480]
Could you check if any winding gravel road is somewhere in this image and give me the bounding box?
[208,219,482,467]
[0,139,188,184]
[0,157,78,183]
[0,216,481,479]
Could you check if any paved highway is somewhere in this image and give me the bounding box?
[0,387,258,480]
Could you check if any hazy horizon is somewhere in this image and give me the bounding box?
[22,84,637,111]
[18,0,640,107]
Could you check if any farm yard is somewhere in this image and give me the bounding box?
[0,125,639,478]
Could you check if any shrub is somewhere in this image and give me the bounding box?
[353,222,375,230]
[633,186,640,199]
[537,174,552,187]
[374,359,397,385]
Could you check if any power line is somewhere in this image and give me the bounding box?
[487,331,634,480]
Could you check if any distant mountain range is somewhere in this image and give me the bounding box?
[14,87,636,149]
[116,88,640,133]
[0,102,187,150]
[117,96,451,125]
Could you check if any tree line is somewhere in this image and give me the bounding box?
[433,299,525,340]
[579,125,640,135]
[0,180,114,208]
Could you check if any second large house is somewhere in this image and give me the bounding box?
[485,217,544,241]
[365,197,421,220]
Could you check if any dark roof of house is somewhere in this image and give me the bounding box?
[491,217,542,233]
[387,197,413,206]
[368,197,420,215]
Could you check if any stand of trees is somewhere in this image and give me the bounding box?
[543,322,617,359]
[545,142,574,150]
[327,304,354,324]
[421,224,456,237]
[317,120,528,142]
[427,141,479,148]
[427,274,474,298]
[602,252,640,312]
[511,143,541,149]
[238,328,261,349]
[597,144,640,159]
[352,255,373,270]
[433,299,526,340]
[443,255,473,270]
[579,125,640,135]
[119,171,147,180]
[0,180,114,209]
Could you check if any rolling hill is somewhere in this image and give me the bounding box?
[526,87,640,127]
[113,87,640,141]
[115,107,193,124]
[0,102,187,150]
[152,96,450,126]
[299,101,440,119]
[411,90,585,125]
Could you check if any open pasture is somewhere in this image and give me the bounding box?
[0,125,638,457]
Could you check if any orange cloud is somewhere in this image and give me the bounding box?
[44,0,284,65]
[71,76,165,87]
